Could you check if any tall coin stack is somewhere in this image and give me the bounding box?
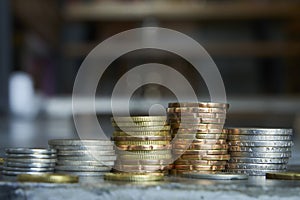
[167,102,229,175]
[2,148,56,176]
[49,140,115,176]
[226,128,293,176]
[111,116,172,174]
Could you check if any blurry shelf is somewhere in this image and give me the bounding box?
[63,1,300,21]
[62,41,300,58]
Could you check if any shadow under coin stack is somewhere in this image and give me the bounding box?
[226,128,293,176]
[111,116,172,175]
[167,102,229,175]
[48,140,115,177]
[2,148,56,176]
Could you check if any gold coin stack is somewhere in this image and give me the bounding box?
[167,102,230,175]
[111,116,173,175]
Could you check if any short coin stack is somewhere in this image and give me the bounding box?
[111,116,172,175]
[2,148,56,176]
[226,128,293,176]
[48,139,115,176]
[167,102,229,175]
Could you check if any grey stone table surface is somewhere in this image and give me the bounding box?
[0,175,300,200]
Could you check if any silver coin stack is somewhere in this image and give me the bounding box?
[2,148,56,176]
[48,139,116,176]
[226,128,293,176]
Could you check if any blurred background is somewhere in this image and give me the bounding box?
[0,0,300,164]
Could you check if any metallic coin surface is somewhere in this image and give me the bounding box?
[17,174,79,183]
[167,107,227,113]
[2,166,54,172]
[112,121,167,127]
[112,116,167,122]
[266,172,300,180]
[226,163,287,170]
[228,157,289,164]
[2,170,53,176]
[182,172,248,180]
[227,135,292,141]
[229,152,291,158]
[227,140,293,147]
[113,131,170,137]
[56,160,114,166]
[169,118,225,124]
[174,159,227,166]
[173,149,228,155]
[112,136,171,141]
[50,145,114,151]
[175,128,225,134]
[5,148,56,154]
[175,165,225,171]
[174,139,227,145]
[115,141,169,146]
[227,128,293,136]
[168,112,226,119]
[55,165,111,172]
[226,169,286,176]
[114,165,170,172]
[175,134,227,140]
[171,124,224,130]
[168,102,229,108]
[117,154,172,160]
[6,154,57,159]
[116,149,172,155]
[114,126,170,132]
[5,158,57,163]
[179,154,230,161]
[57,150,115,156]
[115,159,172,165]
[5,162,56,168]
[104,172,164,181]
[116,144,172,151]
[228,146,292,153]
[54,171,107,176]
[173,144,228,150]
[48,139,113,146]
[57,155,116,161]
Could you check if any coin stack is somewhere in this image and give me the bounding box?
[2,148,56,176]
[226,128,293,176]
[48,139,115,176]
[167,102,229,175]
[111,116,172,174]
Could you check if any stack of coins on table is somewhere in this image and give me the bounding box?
[226,128,293,176]
[111,116,172,175]
[48,139,115,177]
[167,102,229,175]
[2,148,56,176]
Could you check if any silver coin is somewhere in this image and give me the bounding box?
[181,172,248,180]
[227,141,293,147]
[228,146,292,153]
[2,170,53,176]
[48,139,113,146]
[2,166,54,172]
[57,155,116,161]
[55,165,111,172]
[6,154,57,159]
[5,148,56,154]
[56,160,114,166]
[54,171,107,176]
[227,135,292,141]
[226,169,286,176]
[5,158,57,163]
[57,150,115,156]
[227,128,293,136]
[50,145,114,151]
[230,152,291,158]
[229,157,289,164]
[5,162,56,168]
[226,163,287,170]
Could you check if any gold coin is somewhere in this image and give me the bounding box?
[0,157,5,165]
[112,121,168,127]
[174,165,225,171]
[170,169,222,175]
[104,172,164,181]
[117,154,172,160]
[115,140,169,146]
[114,126,170,132]
[117,144,172,151]
[174,159,227,166]
[171,124,223,129]
[174,139,227,145]
[169,118,225,125]
[168,102,229,109]
[266,172,300,180]
[116,159,173,165]
[113,131,170,137]
[112,136,172,141]
[116,149,172,155]
[112,116,167,122]
[114,164,172,172]
[174,128,226,134]
[17,174,79,183]
[168,112,226,119]
[174,149,228,155]
[175,133,227,140]
[173,144,228,150]
[179,154,230,160]
[167,107,227,113]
